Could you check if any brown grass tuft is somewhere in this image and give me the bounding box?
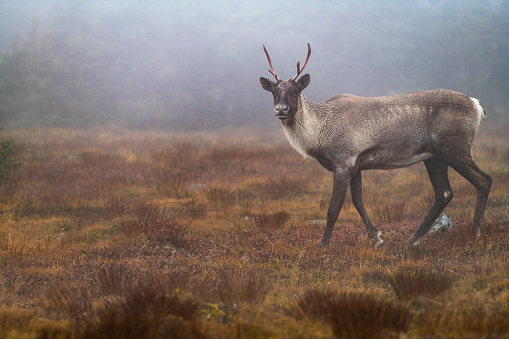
[260,174,309,199]
[181,199,208,220]
[388,270,455,300]
[80,280,203,339]
[296,288,410,338]
[96,264,137,296]
[454,182,476,197]
[418,306,509,337]
[103,195,131,217]
[213,267,271,305]
[157,169,194,198]
[115,199,190,248]
[119,201,162,235]
[0,308,36,333]
[418,189,435,215]
[370,201,408,223]
[44,287,93,322]
[203,185,237,210]
[253,211,291,232]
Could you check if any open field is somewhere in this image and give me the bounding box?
[0,126,508,338]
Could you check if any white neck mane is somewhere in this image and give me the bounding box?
[282,95,320,158]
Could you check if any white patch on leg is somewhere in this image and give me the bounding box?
[373,231,384,248]
[443,189,452,199]
[412,238,421,245]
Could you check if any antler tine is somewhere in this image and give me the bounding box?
[292,43,312,81]
[263,45,281,81]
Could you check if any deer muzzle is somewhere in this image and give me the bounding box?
[274,103,290,120]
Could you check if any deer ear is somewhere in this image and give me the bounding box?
[260,77,275,92]
[297,74,310,90]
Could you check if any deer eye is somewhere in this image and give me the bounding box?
[293,89,299,97]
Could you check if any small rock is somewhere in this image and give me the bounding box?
[429,213,454,233]
[308,220,327,225]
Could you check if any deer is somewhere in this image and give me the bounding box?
[259,43,492,247]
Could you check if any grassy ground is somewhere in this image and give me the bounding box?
[0,125,508,338]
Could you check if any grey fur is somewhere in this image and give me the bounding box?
[260,49,491,247]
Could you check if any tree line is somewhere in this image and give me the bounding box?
[0,1,507,130]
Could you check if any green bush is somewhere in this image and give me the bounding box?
[0,134,21,182]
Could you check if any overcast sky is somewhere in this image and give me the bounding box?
[0,0,507,129]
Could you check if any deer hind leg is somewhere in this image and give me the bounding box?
[350,171,384,247]
[445,153,492,237]
[406,158,453,245]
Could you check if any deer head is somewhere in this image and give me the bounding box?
[260,44,311,121]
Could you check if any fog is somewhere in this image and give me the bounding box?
[0,0,508,130]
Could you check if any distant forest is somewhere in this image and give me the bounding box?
[0,1,508,130]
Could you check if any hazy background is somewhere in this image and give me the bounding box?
[0,0,508,130]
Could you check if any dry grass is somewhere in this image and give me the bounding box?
[296,288,411,338]
[45,287,93,322]
[211,267,271,305]
[418,189,435,215]
[416,305,509,337]
[95,264,137,296]
[203,185,237,210]
[370,201,409,223]
[181,199,208,220]
[260,173,310,199]
[388,269,455,300]
[0,126,508,338]
[253,211,291,232]
[80,281,203,339]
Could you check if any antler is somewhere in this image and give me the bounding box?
[263,45,280,81]
[291,43,311,81]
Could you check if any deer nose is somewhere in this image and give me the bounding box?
[274,104,289,119]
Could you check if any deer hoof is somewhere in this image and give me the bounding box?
[319,239,330,248]
[372,231,384,248]
[404,237,421,246]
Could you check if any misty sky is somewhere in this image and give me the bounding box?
[0,0,508,129]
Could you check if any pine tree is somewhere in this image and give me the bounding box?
[0,131,21,182]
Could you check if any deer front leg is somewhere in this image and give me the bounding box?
[350,171,384,247]
[320,168,351,247]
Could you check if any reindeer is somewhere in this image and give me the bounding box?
[260,43,492,247]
